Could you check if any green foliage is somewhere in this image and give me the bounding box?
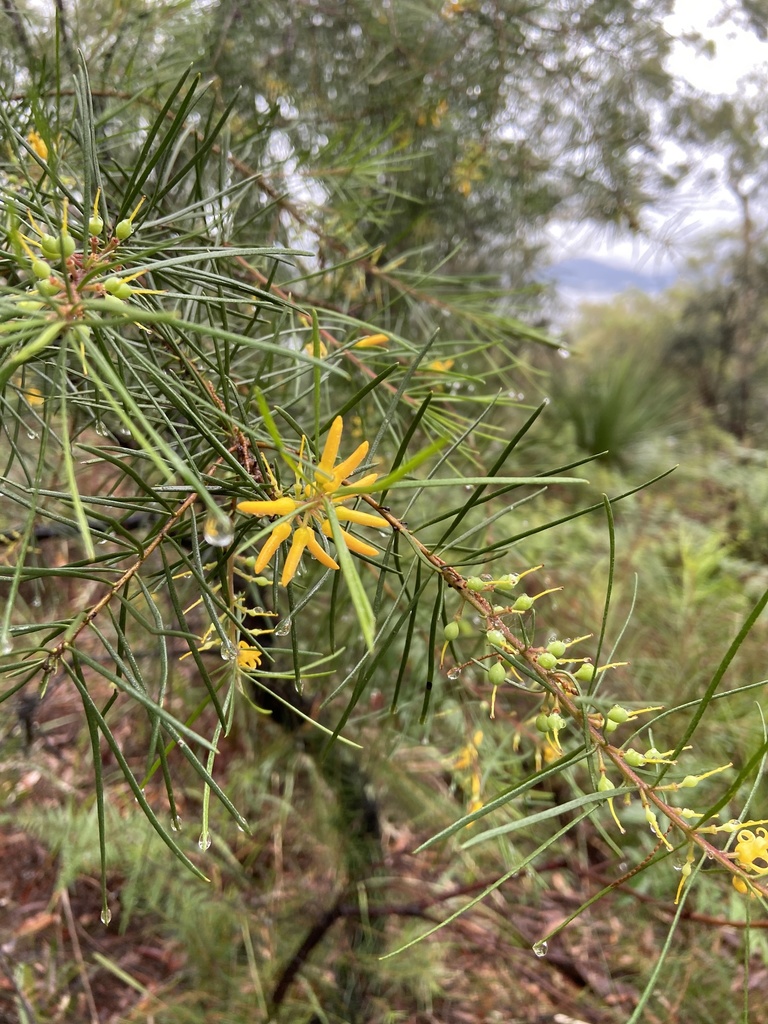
[2,4,768,1023]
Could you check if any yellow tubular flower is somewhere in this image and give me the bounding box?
[238,416,385,584]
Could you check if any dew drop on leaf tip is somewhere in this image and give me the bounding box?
[100,907,112,926]
[198,832,212,851]
[532,940,548,958]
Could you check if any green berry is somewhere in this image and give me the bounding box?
[513,594,533,612]
[574,663,595,683]
[32,259,51,279]
[115,219,133,240]
[603,718,619,734]
[36,278,59,297]
[535,713,550,734]
[59,233,76,258]
[537,651,557,670]
[466,576,485,591]
[485,629,505,647]
[89,215,104,235]
[546,712,566,732]
[104,276,133,299]
[488,661,506,686]
[547,639,567,658]
[624,748,646,768]
[40,235,60,259]
[443,621,460,642]
[607,704,629,724]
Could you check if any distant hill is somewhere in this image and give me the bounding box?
[541,257,678,298]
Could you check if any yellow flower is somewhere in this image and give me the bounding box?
[353,334,390,349]
[237,416,385,585]
[733,827,768,875]
[236,641,263,671]
[27,130,48,160]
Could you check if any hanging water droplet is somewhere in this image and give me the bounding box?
[275,618,292,637]
[236,821,248,833]
[26,429,38,440]
[557,347,571,359]
[198,832,212,851]
[532,940,548,958]
[31,595,42,608]
[203,508,234,547]
[100,907,112,926]
[0,632,13,655]
[447,667,461,680]
[220,641,237,661]
[170,816,183,832]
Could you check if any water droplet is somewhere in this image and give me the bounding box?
[557,347,571,359]
[447,667,461,680]
[0,632,13,655]
[203,509,234,547]
[170,816,182,832]
[480,573,493,582]
[100,907,112,925]
[26,430,38,440]
[198,832,212,851]
[532,940,548,958]
[236,821,247,833]
[220,641,237,661]
[275,618,292,637]
[31,595,41,608]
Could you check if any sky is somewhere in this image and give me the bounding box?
[546,0,768,291]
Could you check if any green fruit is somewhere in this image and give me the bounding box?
[88,215,104,235]
[485,629,505,647]
[574,663,595,683]
[513,594,533,612]
[488,661,506,685]
[32,259,52,279]
[547,639,567,658]
[443,621,460,642]
[603,718,619,734]
[115,219,133,240]
[624,748,646,768]
[104,276,133,299]
[607,704,629,724]
[535,713,550,734]
[537,651,557,670]
[466,576,485,591]
[546,712,566,732]
[59,233,76,258]
[37,278,59,297]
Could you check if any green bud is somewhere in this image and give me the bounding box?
[443,621,460,642]
[88,215,104,235]
[537,651,557,670]
[115,219,133,240]
[607,704,629,724]
[574,663,595,683]
[488,661,506,686]
[513,594,533,612]
[624,748,646,768]
[32,259,52,279]
[546,639,567,658]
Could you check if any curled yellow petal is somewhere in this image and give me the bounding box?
[281,525,312,585]
[324,441,369,489]
[322,521,378,558]
[237,496,299,517]
[334,507,385,528]
[254,521,292,574]
[354,333,389,348]
[237,641,262,670]
[304,529,340,571]
[318,416,344,478]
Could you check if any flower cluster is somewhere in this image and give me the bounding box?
[237,416,386,585]
[732,826,768,893]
